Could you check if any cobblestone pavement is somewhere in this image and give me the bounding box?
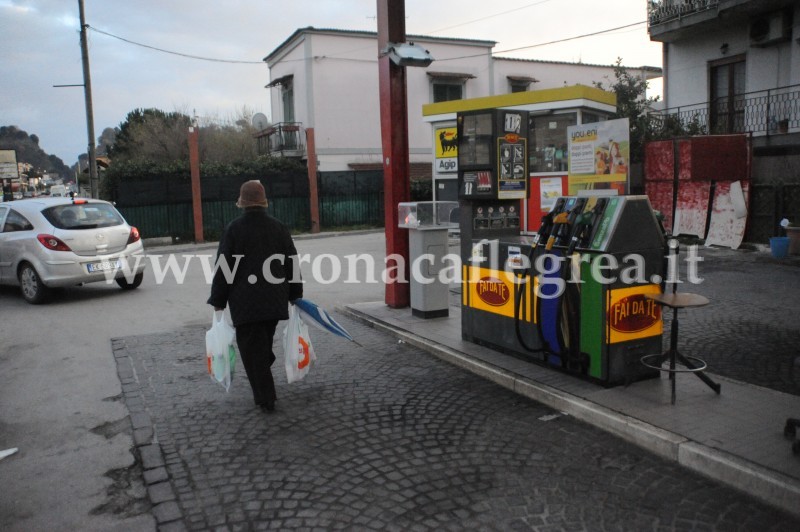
[662,246,800,396]
[113,316,800,531]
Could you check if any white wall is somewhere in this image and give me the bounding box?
[664,12,799,110]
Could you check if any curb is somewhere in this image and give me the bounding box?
[340,304,800,519]
[112,338,186,531]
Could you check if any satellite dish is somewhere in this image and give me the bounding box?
[252,113,269,131]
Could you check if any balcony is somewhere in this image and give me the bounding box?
[648,0,797,41]
[650,84,800,138]
[648,0,720,27]
[254,122,305,158]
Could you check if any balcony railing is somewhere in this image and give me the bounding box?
[255,122,305,157]
[650,84,800,137]
[648,0,720,27]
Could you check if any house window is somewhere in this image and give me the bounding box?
[433,82,463,103]
[507,76,538,94]
[710,56,745,133]
[428,72,475,103]
[281,80,294,123]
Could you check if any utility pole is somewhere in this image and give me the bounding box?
[377,0,411,308]
[78,0,98,198]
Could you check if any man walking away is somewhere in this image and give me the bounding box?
[208,180,303,412]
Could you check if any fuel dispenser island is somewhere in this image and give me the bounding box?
[458,108,666,386]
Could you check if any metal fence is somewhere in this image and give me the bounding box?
[748,182,800,243]
[114,169,388,242]
[651,84,800,137]
[648,0,719,27]
[118,193,385,243]
[319,192,385,228]
[117,196,312,242]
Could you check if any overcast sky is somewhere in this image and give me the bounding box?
[1,0,662,166]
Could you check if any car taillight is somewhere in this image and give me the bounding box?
[37,234,72,252]
[127,226,141,245]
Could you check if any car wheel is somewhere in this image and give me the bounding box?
[19,263,50,304]
[116,272,144,290]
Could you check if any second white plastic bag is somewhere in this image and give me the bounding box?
[282,305,316,383]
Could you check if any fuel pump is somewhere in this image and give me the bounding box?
[456,106,665,386]
[457,108,534,354]
[537,195,666,384]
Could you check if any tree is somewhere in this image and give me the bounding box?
[197,107,261,164]
[594,59,661,164]
[109,108,192,163]
[595,59,708,164]
[108,107,262,165]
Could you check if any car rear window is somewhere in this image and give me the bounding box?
[43,203,125,230]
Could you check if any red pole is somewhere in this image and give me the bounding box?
[306,128,321,234]
[188,125,204,243]
[377,0,410,308]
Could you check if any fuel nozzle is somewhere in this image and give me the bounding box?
[566,211,594,255]
[533,211,555,248]
[545,212,571,250]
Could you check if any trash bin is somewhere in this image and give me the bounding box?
[770,236,790,259]
[398,201,458,318]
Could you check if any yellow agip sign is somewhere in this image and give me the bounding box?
[434,127,458,173]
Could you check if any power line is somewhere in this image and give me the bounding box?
[438,20,648,62]
[87,25,265,65]
[86,19,648,68]
[497,21,646,55]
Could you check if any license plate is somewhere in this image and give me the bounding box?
[87,259,121,273]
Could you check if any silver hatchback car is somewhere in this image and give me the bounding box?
[0,197,146,303]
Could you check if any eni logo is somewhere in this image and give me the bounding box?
[609,294,660,333]
[476,276,510,306]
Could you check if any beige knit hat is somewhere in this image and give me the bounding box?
[236,180,268,208]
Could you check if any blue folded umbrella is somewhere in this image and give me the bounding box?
[294,298,358,344]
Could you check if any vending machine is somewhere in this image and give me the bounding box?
[458,110,666,385]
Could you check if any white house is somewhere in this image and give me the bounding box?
[260,27,661,178]
[647,0,800,240]
[649,0,799,141]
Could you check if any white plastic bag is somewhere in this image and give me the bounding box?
[282,305,316,383]
[205,310,236,392]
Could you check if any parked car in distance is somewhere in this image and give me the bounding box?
[0,197,146,303]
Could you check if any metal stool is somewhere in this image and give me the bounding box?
[641,292,721,404]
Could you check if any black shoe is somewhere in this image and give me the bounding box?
[260,400,275,412]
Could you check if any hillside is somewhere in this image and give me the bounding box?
[0,125,70,178]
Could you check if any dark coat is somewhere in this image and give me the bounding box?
[207,208,303,327]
